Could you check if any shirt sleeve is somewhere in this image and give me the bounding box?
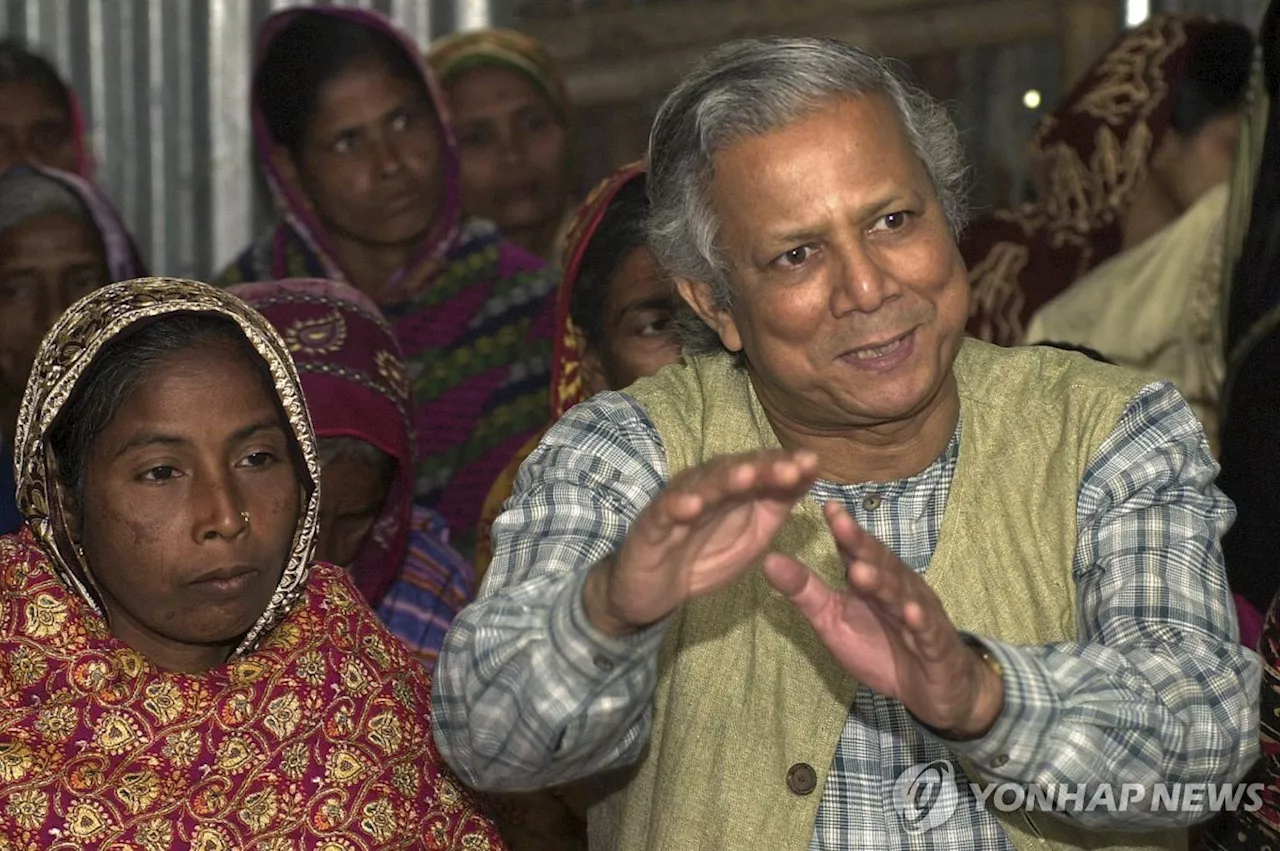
[945,381,1262,828]
[431,392,671,791]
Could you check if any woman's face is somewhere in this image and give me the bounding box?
[449,66,569,233]
[582,246,682,394]
[315,449,389,568]
[290,60,443,250]
[0,81,77,175]
[73,338,301,672]
[0,212,108,432]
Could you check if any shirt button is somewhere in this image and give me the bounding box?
[592,654,615,673]
[990,754,1010,769]
[862,494,881,511]
[786,762,817,795]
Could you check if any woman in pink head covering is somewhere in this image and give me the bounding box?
[0,40,94,177]
[231,278,474,674]
[217,7,557,562]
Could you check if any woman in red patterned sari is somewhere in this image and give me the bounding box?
[0,277,505,849]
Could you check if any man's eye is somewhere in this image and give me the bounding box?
[775,246,813,269]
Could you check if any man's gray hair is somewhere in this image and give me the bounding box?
[647,37,970,355]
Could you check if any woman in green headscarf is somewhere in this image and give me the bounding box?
[428,29,575,264]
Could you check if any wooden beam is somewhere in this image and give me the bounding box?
[520,0,1063,106]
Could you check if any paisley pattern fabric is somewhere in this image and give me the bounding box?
[961,15,1219,346]
[0,276,507,849]
[228,278,415,611]
[0,534,503,850]
[231,278,477,672]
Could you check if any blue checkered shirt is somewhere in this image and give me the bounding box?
[432,380,1260,849]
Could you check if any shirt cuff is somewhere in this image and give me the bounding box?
[547,564,670,686]
[933,634,1063,781]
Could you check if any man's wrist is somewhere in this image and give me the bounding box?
[582,557,640,638]
[918,637,1007,741]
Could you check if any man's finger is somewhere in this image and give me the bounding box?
[761,552,839,621]
[825,500,897,569]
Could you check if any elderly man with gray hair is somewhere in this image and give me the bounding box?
[431,37,1259,850]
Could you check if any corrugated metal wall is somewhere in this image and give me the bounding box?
[0,0,486,280]
[0,0,1265,280]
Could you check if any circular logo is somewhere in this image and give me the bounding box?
[892,759,959,834]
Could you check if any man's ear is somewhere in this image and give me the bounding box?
[676,277,742,352]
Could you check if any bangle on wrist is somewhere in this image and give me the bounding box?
[915,636,1003,742]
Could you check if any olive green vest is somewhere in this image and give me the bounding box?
[591,339,1184,851]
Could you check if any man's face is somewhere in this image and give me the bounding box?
[681,94,969,431]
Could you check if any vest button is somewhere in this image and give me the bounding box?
[786,762,817,795]
[862,493,881,511]
[592,654,615,673]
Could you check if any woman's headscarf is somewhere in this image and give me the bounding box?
[218,8,558,559]
[962,14,1222,346]
[427,28,570,124]
[0,40,95,178]
[0,277,507,848]
[228,278,413,609]
[474,161,645,576]
[550,160,644,418]
[12,277,318,654]
[0,162,146,280]
[223,6,463,303]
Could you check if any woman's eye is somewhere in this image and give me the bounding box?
[521,111,551,133]
[331,133,358,154]
[457,126,493,149]
[141,466,179,482]
[639,315,673,336]
[241,452,276,469]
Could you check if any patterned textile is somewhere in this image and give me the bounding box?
[0,442,16,537]
[375,506,477,673]
[215,6,557,559]
[226,279,416,608]
[427,28,569,123]
[0,533,502,850]
[961,15,1219,346]
[432,382,1257,849]
[229,279,476,671]
[472,162,646,578]
[0,276,506,849]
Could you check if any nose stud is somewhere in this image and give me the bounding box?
[240,511,251,527]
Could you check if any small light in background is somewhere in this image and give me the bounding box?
[1022,89,1042,110]
[1125,0,1150,26]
